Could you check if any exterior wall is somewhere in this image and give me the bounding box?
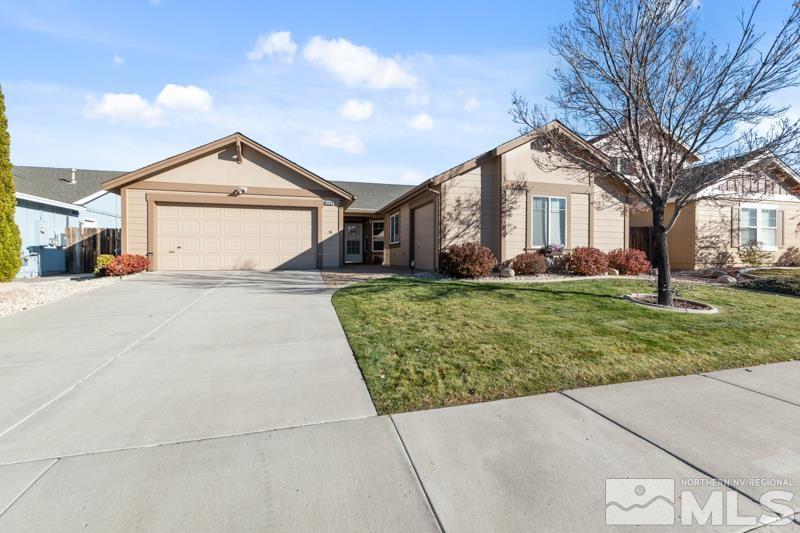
[630,203,697,270]
[80,193,121,228]
[120,147,342,268]
[440,158,500,257]
[591,176,627,251]
[383,190,436,268]
[14,199,78,251]
[498,143,623,259]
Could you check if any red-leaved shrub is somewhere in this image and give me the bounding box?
[104,254,149,276]
[607,248,652,275]
[512,252,547,275]
[566,246,609,276]
[439,242,497,278]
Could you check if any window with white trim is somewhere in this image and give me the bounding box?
[531,196,567,248]
[741,206,777,250]
[389,213,400,245]
[372,221,385,252]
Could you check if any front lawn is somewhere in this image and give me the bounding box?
[332,278,799,414]
[747,268,800,279]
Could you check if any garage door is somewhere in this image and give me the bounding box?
[413,203,435,271]
[155,204,316,271]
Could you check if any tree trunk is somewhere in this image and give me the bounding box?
[652,205,673,306]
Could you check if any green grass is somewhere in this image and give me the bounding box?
[748,268,800,279]
[332,277,799,414]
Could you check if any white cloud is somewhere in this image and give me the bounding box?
[155,84,213,113]
[112,55,124,66]
[86,84,212,127]
[303,36,417,89]
[314,131,365,154]
[406,92,429,106]
[247,31,298,63]
[464,96,480,112]
[337,99,373,121]
[85,93,163,126]
[407,112,433,131]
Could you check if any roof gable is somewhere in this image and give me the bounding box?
[102,133,353,201]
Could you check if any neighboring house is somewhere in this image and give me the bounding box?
[12,166,123,276]
[629,153,800,269]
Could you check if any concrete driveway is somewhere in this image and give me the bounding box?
[0,271,439,532]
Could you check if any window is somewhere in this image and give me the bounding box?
[389,213,400,245]
[531,196,567,248]
[372,221,385,252]
[741,206,777,250]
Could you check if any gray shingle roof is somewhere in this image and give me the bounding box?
[11,167,414,212]
[330,180,415,212]
[12,166,125,204]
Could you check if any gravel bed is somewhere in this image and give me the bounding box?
[0,276,121,318]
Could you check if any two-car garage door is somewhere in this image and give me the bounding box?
[155,204,316,271]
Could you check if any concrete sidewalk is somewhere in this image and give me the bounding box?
[0,272,798,531]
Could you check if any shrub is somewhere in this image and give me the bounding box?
[607,248,652,275]
[0,86,21,282]
[547,254,570,274]
[776,246,800,267]
[511,252,547,275]
[104,254,149,276]
[94,254,116,277]
[439,242,497,279]
[740,277,800,297]
[739,241,772,267]
[566,246,609,276]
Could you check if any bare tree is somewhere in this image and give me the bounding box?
[511,0,800,305]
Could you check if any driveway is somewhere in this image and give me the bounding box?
[0,272,798,531]
[0,271,439,531]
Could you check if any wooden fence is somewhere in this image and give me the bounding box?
[629,226,655,263]
[66,228,121,274]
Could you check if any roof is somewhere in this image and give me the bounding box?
[330,180,414,212]
[102,132,354,202]
[12,166,124,205]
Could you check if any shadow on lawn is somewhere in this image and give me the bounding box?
[336,275,638,304]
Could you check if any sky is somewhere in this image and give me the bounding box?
[1,0,797,185]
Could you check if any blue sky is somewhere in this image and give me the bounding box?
[1,0,797,184]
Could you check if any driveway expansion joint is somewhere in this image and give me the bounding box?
[558,390,771,512]
[0,273,238,440]
[0,458,59,518]
[699,373,800,409]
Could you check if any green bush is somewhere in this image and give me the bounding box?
[738,241,772,267]
[94,254,116,277]
[740,277,800,297]
[0,86,21,282]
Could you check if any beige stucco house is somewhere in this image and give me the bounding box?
[103,126,799,273]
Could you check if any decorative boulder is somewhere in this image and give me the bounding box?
[711,269,729,279]
[699,268,716,277]
[717,275,737,285]
[500,267,515,278]
[606,267,619,276]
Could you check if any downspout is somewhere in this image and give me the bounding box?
[427,187,441,272]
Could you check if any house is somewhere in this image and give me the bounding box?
[98,126,800,273]
[629,153,800,269]
[12,166,123,276]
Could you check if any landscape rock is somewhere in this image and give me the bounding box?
[711,269,729,279]
[717,275,737,285]
[699,268,716,277]
[500,267,515,278]
[606,268,619,276]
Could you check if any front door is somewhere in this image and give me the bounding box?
[344,223,363,263]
